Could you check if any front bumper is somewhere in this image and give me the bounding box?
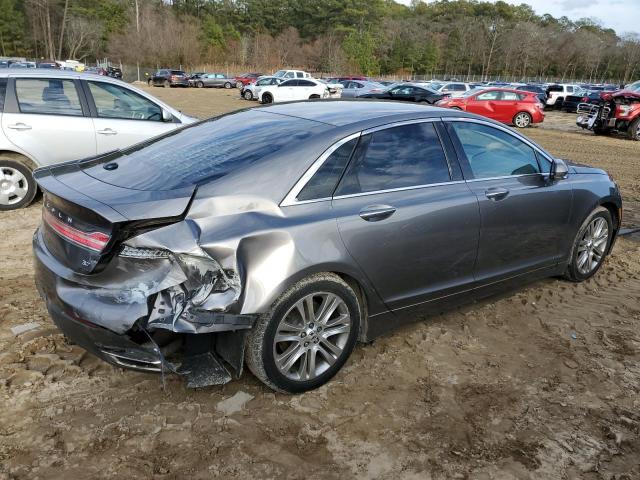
[33,228,254,387]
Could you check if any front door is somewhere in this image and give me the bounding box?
[85,80,178,154]
[445,120,572,282]
[1,77,96,166]
[465,90,500,118]
[333,120,480,310]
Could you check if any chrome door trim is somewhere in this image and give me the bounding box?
[333,180,466,200]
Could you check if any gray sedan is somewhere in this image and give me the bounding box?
[340,80,386,98]
[32,102,621,393]
[193,73,235,89]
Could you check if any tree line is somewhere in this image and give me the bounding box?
[1,0,639,83]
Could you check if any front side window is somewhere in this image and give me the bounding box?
[284,72,294,78]
[452,84,466,91]
[257,78,271,86]
[88,81,162,121]
[336,122,450,195]
[566,86,574,93]
[450,122,540,179]
[296,72,304,78]
[390,86,414,95]
[297,138,358,201]
[15,79,83,116]
[476,91,500,101]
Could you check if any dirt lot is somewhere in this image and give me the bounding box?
[1,88,639,479]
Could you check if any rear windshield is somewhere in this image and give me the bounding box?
[81,110,329,191]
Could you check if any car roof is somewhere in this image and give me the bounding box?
[0,69,109,80]
[259,100,472,127]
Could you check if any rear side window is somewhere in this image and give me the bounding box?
[0,78,7,111]
[281,80,297,86]
[298,80,315,87]
[297,138,357,201]
[335,122,451,195]
[15,79,83,116]
[500,92,519,101]
[450,122,539,178]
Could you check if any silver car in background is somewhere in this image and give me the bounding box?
[339,80,386,98]
[194,73,235,89]
[0,70,196,210]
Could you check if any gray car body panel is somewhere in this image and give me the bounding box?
[32,100,622,382]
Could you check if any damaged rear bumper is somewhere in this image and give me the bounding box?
[33,228,256,388]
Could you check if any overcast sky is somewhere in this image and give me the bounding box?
[399,0,640,36]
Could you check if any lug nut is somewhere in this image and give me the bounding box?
[309,323,314,328]
[300,332,306,338]
[304,342,309,347]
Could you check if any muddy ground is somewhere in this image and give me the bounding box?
[1,88,639,479]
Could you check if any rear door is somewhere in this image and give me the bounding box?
[465,90,500,118]
[332,120,480,310]
[1,77,96,166]
[445,119,572,282]
[84,80,178,154]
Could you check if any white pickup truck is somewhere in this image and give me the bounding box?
[546,84,585,108]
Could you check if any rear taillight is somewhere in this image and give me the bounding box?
[44,209,110,252]
[582,97,588,102]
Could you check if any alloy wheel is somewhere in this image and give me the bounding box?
[0,166,29,206]
[514,112,531,128]
[576,217,609,275]
[273,292,351,381]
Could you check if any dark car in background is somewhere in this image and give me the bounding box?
[562,91,602,113]
[32,101,621,394]
[106,66,123,79]
[36,60,58,69]
[148,69,189,87]
[359,83,445,103]
[515,84,547,104]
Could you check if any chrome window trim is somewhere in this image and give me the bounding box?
[280,118,448,207]
[280,132,361,207]
[333,180,466,200]
[442,116,555,167]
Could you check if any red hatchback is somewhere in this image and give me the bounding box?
[436,88,544,128]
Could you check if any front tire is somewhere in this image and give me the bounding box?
[147,79,153,87]
[262,93,273,104]
[309,94,320,99]
[564,207,613,282]
[163,80,170,88]
[224,82,232,89]
[513,111,532,128]
[628,117,640,141]
[0,159,37,210]
[245,273,360,393]
[243,90,253,100]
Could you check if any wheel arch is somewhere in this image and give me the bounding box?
[0,150,39,170]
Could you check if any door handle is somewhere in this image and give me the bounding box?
[7,123,32,131]
[485,188,510,201]
[97,128,118,135]
[359,205,397,222]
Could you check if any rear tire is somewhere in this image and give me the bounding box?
[564,207,613,282]
[0,159,37,211]
[628,117,640,141]
[147,79,153,87]
[555,97,564,110]
[236,81,243,89]
[245,273,360,393]
[163,80,170,88]
[196,81,204,88]
[513,111,532,128]
[309,94,320,99]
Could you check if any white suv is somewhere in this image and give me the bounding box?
[546,84,584,108]
[0,70,197,210]
[258,78,334,104]
[272,69,312,79]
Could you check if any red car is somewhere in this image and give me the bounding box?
[436,88,544,128]
[233,72,265,88]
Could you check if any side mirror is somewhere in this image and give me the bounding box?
[162,109,173,122]
[550,159,569,180]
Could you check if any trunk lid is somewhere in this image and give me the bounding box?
[34,158,195,274]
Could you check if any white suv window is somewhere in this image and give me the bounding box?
[88,81,162,121]
[15,78,83,116]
